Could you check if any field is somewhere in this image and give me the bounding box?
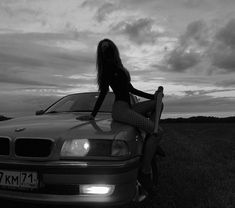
[138,123,235,208]
[1,122,235,208]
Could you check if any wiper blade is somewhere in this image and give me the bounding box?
[46,110,77,114]
[70,110,91,112]
[46,111,59,114]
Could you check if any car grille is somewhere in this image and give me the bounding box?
[0,137,10,155]
[15,138,53,158]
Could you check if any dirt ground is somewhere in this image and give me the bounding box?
[1,123,235,208]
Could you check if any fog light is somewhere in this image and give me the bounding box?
[80,184,115,196]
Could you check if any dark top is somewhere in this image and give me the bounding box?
[91,67,154,117]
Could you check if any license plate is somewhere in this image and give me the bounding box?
[0,170,38,190]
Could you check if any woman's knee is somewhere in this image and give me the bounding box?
[132,100,156,115]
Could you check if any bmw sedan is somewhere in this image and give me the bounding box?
[0,92,153,206]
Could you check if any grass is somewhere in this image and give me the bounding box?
[137,123,235,208]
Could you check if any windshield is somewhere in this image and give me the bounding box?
[44,92,115,114]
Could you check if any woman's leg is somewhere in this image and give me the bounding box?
[112,100,156,134]
[132,100,164,173]
[129,100,164,193]
[132,100,164,123]
[132,100,156,117]
[112,101,164,191]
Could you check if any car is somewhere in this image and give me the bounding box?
[0,92,158,206]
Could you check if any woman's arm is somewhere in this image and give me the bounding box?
[77,89,107,121]
[129,83,154,100]
[91,86,109,118]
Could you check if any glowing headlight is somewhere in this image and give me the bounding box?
[61,139,90,157]
[80,184,115,196]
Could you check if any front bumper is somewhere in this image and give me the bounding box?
[0,158,140,206]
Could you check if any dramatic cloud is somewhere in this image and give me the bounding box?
[164,18,235,74]
[181,20,209,46]
[210,19,235,72]
[216,19,235,48]
[111,18,160,45]
[166,49,201,72]
[0,0,235,117]
[163,20,209,72]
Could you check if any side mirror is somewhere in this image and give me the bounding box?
[35,110,44,115]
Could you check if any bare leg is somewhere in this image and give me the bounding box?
[141,134,162,173]
[141,103,164,173]
[113,99,164,192]
[153,87,164,133]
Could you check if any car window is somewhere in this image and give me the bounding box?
[56,100,75,112]
[45,93,115,113]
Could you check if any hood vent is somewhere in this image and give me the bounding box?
[0,137,10,156]
[15,138,53,158]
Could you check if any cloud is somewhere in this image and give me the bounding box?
[0,1,41,18]
[0,72,58,87]
[0,31,95,70]
[0,0,45,28]
[209,19,235,72]
[181,20,209,46]
[216,19,235,48]
[95,2,117,22]
[183,89,235,96]
[163,20,209,72]
[111,18,160,45]
[183,0,208,9]
[0,32,76,42]
[163,18,235,73]
[210,46,235,72]
[0,0,235,118]
[166,48,201,72]
[0,93,59,117]
[0,31,97,94]
[165,94,235,113]
[215,79,235,87]
[0,51,45,68]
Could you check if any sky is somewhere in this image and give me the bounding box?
[0,0,235,118]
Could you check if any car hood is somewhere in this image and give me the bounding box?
[0,113,132,141]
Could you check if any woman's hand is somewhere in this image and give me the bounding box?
[154,90,164,100]
[77,115,94,121]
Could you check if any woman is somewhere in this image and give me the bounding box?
[80,38,163,193]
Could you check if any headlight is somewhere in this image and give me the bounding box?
[61,139,90,157]
[60,139,129,158]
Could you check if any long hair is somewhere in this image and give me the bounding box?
[96,39,130,91]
